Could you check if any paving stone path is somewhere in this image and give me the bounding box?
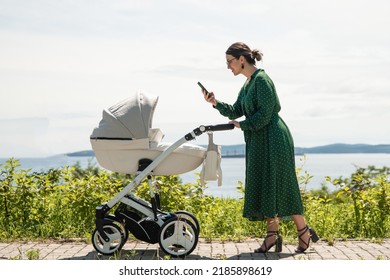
[1,238,390,260]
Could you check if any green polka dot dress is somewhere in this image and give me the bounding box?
[215,69,304,221]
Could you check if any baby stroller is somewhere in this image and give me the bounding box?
[90,92,233,258]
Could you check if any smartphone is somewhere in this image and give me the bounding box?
[197,81,209,95]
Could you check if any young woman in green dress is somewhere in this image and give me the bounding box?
[201,42,318,253]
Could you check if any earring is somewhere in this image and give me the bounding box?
[241,63,244,69]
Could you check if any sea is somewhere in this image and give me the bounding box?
[1,154,390,199]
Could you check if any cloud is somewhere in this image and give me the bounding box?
[0,117,49,134]
[0,115,98,158]
[1,0,390,157]
[0,118,50,157]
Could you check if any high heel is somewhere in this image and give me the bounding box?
[295,225,319,253]
[254,231,283,253]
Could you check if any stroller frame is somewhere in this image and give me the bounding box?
[92,124,233,258]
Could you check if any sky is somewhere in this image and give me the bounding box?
[1,0,389,158]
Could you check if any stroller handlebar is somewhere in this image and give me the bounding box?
[203,123,235,132]
[185,123,235,140]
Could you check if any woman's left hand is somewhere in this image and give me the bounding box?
[229,120,240,128]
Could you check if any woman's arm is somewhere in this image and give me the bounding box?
[214,91,244,120]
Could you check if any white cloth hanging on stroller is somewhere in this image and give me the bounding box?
[200,133,223,186]
[90,92,207,175]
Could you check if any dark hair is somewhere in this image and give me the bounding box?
[225,42,263,65]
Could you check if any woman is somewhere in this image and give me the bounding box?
[201,42,318,253]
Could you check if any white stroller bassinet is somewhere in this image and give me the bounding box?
[90,92,206,175]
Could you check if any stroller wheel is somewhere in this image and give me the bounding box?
[174,210,200,234]
[106,217,129,246]
[158,216,198,258]
[92,223,125,256]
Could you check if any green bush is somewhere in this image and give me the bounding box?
[1,158,389,242]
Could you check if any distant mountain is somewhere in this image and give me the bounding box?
[66,143,390,158]
[294,143,390,154]
[222,143,390,156]
[67,150,95,157]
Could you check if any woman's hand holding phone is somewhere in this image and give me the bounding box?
[198,81,216,106]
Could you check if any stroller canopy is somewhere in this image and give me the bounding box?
[91,92,159,139]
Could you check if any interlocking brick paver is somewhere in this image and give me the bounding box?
[0,239,389,260]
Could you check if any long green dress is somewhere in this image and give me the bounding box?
[215,69,304,220]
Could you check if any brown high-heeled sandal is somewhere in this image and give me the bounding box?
[254,231,283,253]
[295,225,319,253]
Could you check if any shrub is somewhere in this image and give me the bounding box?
[1,158,389,242]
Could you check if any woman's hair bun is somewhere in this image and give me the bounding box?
[251,49,263,61]
[226,42,263,65]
